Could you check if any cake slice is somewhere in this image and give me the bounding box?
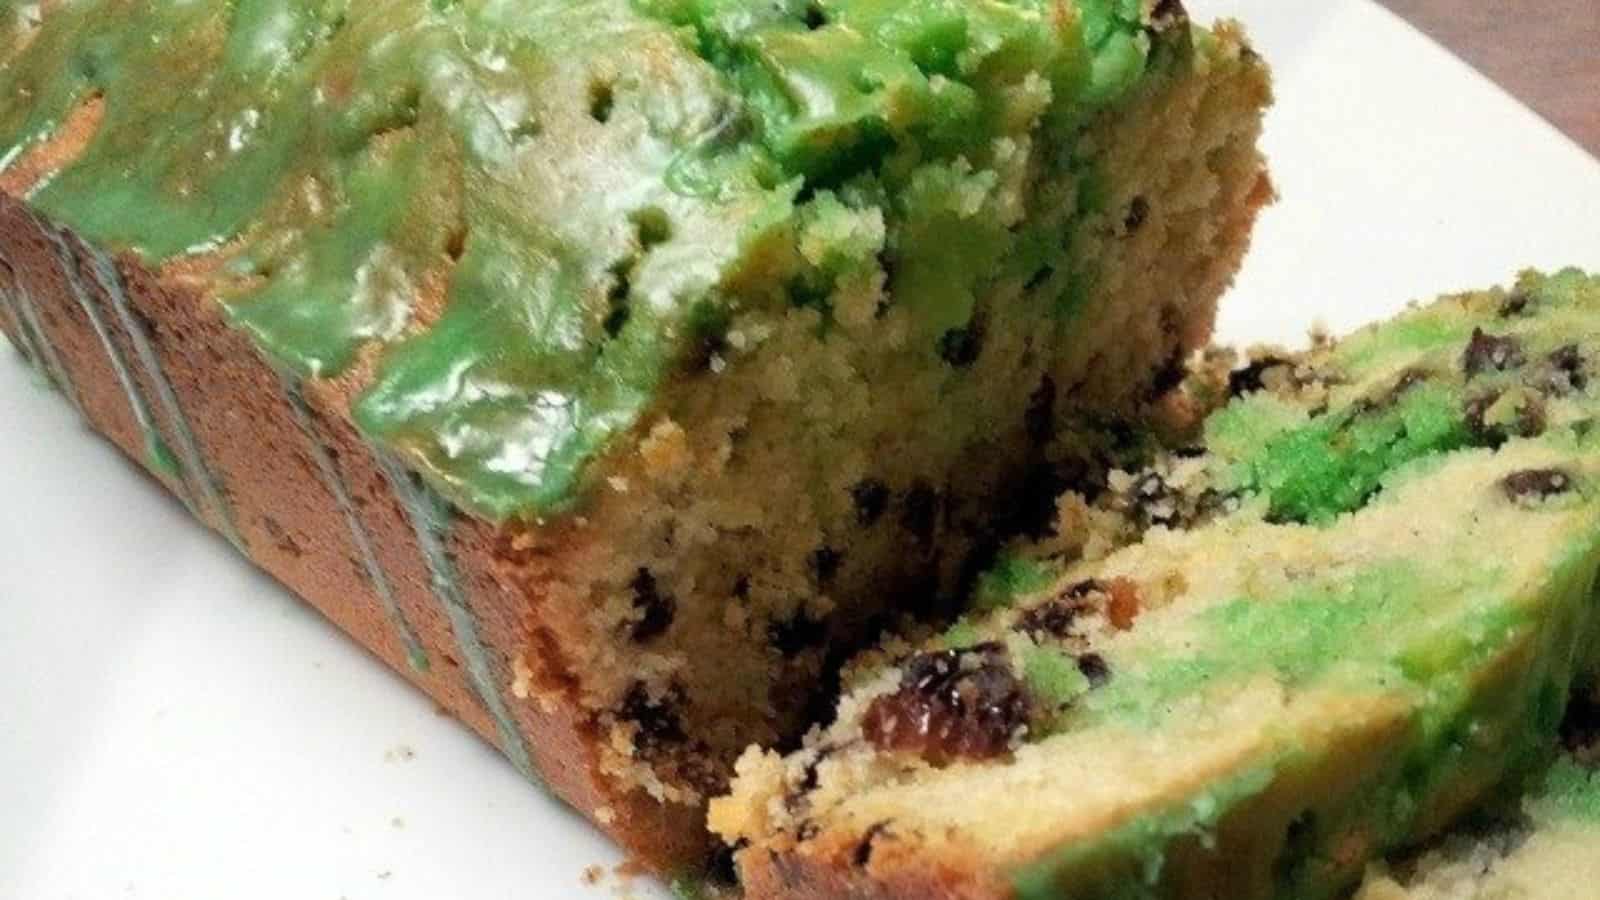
[712,270,1600,898]
[0,0,1270,869]
[1357,696,1600,900]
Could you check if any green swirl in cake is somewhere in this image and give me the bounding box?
[712,269,1600,900]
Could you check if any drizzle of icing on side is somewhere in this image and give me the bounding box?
[81,241,247,550]
[374,450,537,782]
[0,247,81,411]
[36,218,186,485]
[282,376,430,672]
[0,285,43,367]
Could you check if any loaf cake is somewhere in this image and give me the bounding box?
[0,0,1271,870]
[711,270,1600,898]
[1356,694,1600,900]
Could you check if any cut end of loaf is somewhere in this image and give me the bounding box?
[489,17,1273,827]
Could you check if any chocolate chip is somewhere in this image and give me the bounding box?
[1275,812,1320,884]
[1130,471,1181,529]
[1026,376,1057,446]
[1228,354,1294,397]
[1077,653,1111,687]
[876,251,898,296]
[938,325,984,368]
[706,843,742,888]
[1193,487,1240,522]
[902,482,940,545]
[1498,290,1533,318]
[604,267,632,338]
[1540,344,1588,396]
[792,745,836,797]
[1015,581,1104,639]
[1148,348,1188,401]
[627,569,675,643]
[1124,196,1150,233]
[851,478,890,526]
[1016,600,1084,640]
[619,682,685,753]
[1501,468,1575,504]
[808,546,843,588]
[1464,391,1547,447]
[1561,692,1600,758]
[1463,328,1526,378]
[1464,394,1501,445]
[770,612,830,655]
[1148,0,1189,31]
[852,822,891,868]
[862,645,1032,764]
[1024,265,1054,292]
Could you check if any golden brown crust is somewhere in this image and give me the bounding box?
[735,831,1009,900]
[0,191,708,866]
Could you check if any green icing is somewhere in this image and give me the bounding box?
[1,0,1161,519]
[222,132,438,378]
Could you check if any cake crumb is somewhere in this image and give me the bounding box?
[639,420,691,481]
[512,655,534,700]
[383,744,416,763]
[581,865,605,886]
[606,860,651,899]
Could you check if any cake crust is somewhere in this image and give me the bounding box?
[0,193,709,863]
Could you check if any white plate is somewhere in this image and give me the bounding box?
[3,3,1598,898]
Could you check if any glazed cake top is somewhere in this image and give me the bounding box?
[0,0,1173,519]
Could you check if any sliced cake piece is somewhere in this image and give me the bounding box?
[1357,698,1600,900]
[0,0,1270,868]
[711,270,1600,899]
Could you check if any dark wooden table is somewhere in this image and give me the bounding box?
[1380,0,1600,157]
